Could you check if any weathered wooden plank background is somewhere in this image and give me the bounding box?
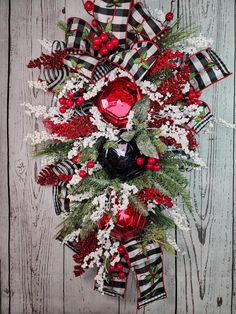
[0,0,235,313]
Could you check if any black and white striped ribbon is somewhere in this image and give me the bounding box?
[43,40,69,90]
[110,41,159,81]
[128,2,169,42]
[95,238,166,309]
[93,0,133,48]
[184,48,231,91]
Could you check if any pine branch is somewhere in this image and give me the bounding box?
[129,194,149,217]
[33,140,74,159]
[149,206,175,229]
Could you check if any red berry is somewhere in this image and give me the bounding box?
[72,156,79,164]
[153,164,161,171]
[118,246,125,254]
[99,47,109,56]
[111,37,119,46]
[136,157,145,166]
[76,96,85,107]
[59,97,66,105]
[59,106,66,113]
[93,37,102,46]
[109,265,115,272]
[106,41,114,50]
[123,253,129,260]
[100,33,108,43]
[93,45,100,51]
[115,263,123,271]
[67,91,74,99]
[79,170,87,178]
[147,157,156,165]
[146,164,154,170]
[66,99,74,107]
[84,1,94,11]
[165,12,174,21]
[91,19,98,27]
[87,161,95,168]
[118,272,126,280]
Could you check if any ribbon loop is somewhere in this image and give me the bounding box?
[183,48,231,91]
[128,3,169,42]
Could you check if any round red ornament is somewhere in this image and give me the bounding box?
[59,97,66,105]
[96,78,141,128]
[59,106,67,113]
[115,263,123,271]
[118,272,126,280]
[79,170,87,178]
[87,161,95,168]
[84,1,94,11]
[165,12,174,21]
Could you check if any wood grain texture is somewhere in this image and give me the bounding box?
[0,0,234,313]
[177,0,235,313]
[0,0,10,313]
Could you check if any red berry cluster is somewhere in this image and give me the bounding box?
[136,156,161,171]
[109,246,129,280]
[78,161,95,178]
[58,90,85,114]
[73,231,98,277]
[157,65,191,105]
[27,50,67,70]
[138,188,173,208]
[43,115,97,139]
[93,34,119,56]
[185,87,201,105]
[149,49,184,76]
[58,173,73,182]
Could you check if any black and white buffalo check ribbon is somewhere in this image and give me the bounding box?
[62,1,168,83]
[95,238,166,309]
[183,48,231,91]
[52,159,78,214]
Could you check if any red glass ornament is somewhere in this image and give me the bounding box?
[96,78,141,128]
[110,204,148,242]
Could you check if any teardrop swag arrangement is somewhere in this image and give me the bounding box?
[24,0,231,309]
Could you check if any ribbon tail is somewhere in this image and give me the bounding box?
[182,48,231,91]
[124,239,167,309]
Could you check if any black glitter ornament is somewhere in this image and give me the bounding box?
[98,139,144,181]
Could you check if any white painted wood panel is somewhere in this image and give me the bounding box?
[0,0,234,313]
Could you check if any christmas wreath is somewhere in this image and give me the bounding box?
[23,0,231,309]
